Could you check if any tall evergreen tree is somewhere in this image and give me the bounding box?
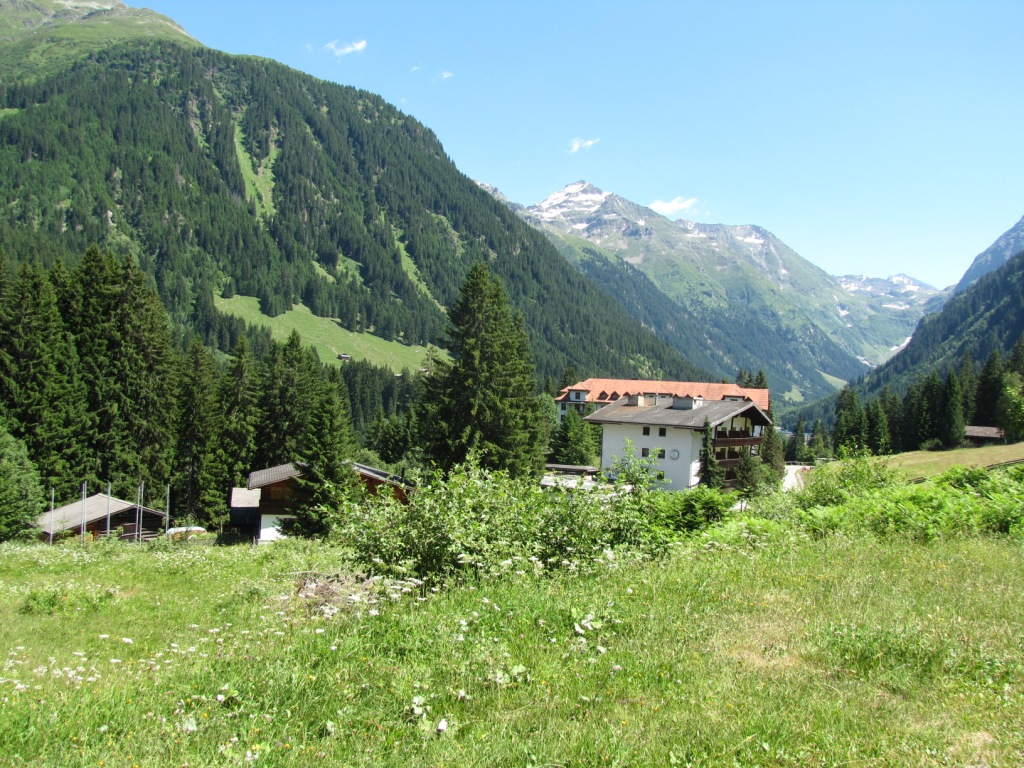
[833,386,867,453]
[879,386,904,454]
[784,416,805,462]
[939,369,965,449]
[420,262,546,477]
[550,409,597,466]
[975,350,1006,427]
[807,419,832,459]
[865,399,891,455]
[758,421,786,481]
[172,339,225,527]
[0,423,43,542]
[0,263,89,499]
[218,336,261,488]
[957,353,979,427]
[698,418,724,489]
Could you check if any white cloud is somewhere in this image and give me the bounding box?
[439,70,454,80]
[649,196,699,217]
[569,137,600,153]
[325,39,367,57]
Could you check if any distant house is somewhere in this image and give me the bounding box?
[581,383,772,490]
[38,493,167,542]
[965,425,1005,446]
[235,461,412,542]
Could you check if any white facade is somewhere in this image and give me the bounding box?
[259,514,295,542]
[599,422,704,490]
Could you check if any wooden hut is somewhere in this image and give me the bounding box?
[38,493,167,542]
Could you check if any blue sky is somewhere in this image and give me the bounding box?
[134,1,1024,288]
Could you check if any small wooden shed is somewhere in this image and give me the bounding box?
[38,493,167,542]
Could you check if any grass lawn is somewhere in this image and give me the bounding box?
[215,295,438,372]
[891,441,1024,480]
[2,535,1022,766]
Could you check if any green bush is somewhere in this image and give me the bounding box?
[651,487,733,533]
[336,460,670,582]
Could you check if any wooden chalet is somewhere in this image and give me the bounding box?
[38,493,167,542]
[234,461,411,541]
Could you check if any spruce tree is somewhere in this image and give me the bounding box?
[833,386,867,454]
[784,416,805,462]
[0,423,44,542]
[218,336,261,487]
[0,264,89,499]
[758,421,786,482]
[939,369,965,449]
[550,409,597,466]
[807,419,832,459]
[865,399,891,455]
[975,350,1006,427]
[172,339,225,527]
[698,418,724,489]
[420,262,546,477]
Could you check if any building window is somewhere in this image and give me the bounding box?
[658,427,667,437]
[657,448,666,459]
[642,426,650,436]
[641,447,650,458]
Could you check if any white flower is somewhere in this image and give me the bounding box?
[121,638,133,644]
[436,718,448,734]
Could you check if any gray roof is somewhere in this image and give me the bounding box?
[230,487,262,509]
[584,398,771,429]
[38,493,163,535]
[248,463,304,489]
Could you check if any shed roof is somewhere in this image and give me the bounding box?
[38,493,164,535]
[248,463,304,490]
[230,487,262,509]
[584,398,771,430]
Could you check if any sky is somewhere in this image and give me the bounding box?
[131,0,1024,289]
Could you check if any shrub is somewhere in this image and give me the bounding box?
[651,487,733,533]
[336,459,670,583]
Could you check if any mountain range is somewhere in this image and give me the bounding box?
[2,0,1022,418]
[488,180,942,404]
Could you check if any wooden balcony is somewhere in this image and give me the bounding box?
[714,433,762,448]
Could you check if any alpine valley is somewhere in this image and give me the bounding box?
[0,0,987,411]
[489,181,942,404]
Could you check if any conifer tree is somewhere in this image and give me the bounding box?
[939,369,965,449]
[420,262,546,477]
[957,353,979,427]
[865,399,891,455]
[698,418,724,489]
[0,264,89,499]
[975,350,1006,427]
[550,409,597,466]
[758,421,786,482]
[833,386,867,453]
[218,336,261,488]
[784,416,805,462]
[0,423,43,542]
[807,419,832,459]
[172,339,225,527]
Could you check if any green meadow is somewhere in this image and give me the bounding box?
[214,295,436,372]
[3,460,1024,766]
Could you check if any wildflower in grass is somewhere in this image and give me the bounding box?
[122,638,133,644]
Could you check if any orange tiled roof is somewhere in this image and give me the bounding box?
[556,378,770,412]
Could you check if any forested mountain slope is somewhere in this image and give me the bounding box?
[858,248,1024,399]
[0,36,712,383]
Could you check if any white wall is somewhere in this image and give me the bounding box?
[259,514,295,542]
[599,423,703,490]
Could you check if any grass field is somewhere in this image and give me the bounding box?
[214,295,436,372]
[891,441,1024,480]
[2,532,1022,766]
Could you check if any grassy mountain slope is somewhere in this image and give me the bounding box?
[0,29,713,383]
[0,0,196,81]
